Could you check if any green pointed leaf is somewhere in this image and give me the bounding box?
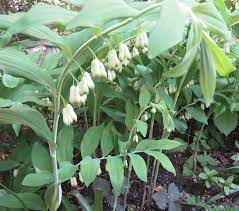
[0,48,55,89]
[81,124,104,158]
[32,143,52,172]
[0,98,14,108]
[199,40,216,107]
[203,32,235,77]
[67,0,138,28]
[186,107,208,124]
[136,139,182,151]
[58,162,78,183]
[125,100,136,131]
[2,74,20,88]
[139,85,151,110]
[0,193,45,210]
[6,3,77,35]
[0,106,52,141]
[57,126,74,164]
[22,171,54,187]
[101,122,114,157]
[136,120,148,137]
[145,151,176,175]
[129,154,147,182]
[80,157,100,187]
[192,2,228,37]
[163,20,202,78]
[214,110,238,136]
[148,0,185,58]
[44,183,62,211]
[0,159,19,172]
[106,156,124,196]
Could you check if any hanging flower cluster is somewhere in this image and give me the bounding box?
[62,32,149,125]
[62,71,95,126]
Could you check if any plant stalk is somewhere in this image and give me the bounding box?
[140,114,155,211]
[123,161,133,209]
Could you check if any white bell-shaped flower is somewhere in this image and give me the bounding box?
[70,177,78,187]
[99,62,107,79]
[132,47,139,57]
[119,43,125,61]
[135,32,149,49]
[142,32,149,47]
[62,104,77,126]
[107,70,116,81]
[124,44,131,60]
[108,49,121,70]
[78,77,89,95]
[83,72,94,90]
[69,85,77,105]
[91,58,101,78]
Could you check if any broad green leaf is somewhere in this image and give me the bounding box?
[163,20,202,78]
[136,120,148,137]
[215,0,239,27]
[67,0,138,28]
[129,154,147,182]
[57,126,74,164]
[0,48,55,89]
[214,110,238,136]
[58,162,78,182]
[81,124,104,158]
[32,143,52,172]
[2,74,20,88]
[100,106,125,123]
[6,3,77,35]
[199,40,216,107]
[136,139,182,151]
[203,32,235,77]
[106,156,124,196]
[0,106,52,141]
[0,98,14,108]
[148,0,185,58]
[0,192,45,210]
[101,123,114,156]
[145,151,176,175]
[139,85,151,109]
[80,157,100,187]
[22,171,53,186]
[0,160,19,172]
[192,2,228,37]
[186,107,207,124]
[125,100,136,131]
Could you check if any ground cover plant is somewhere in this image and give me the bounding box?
[0,0,239,210]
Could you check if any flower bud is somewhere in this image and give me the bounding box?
[185,112,192,120]
[151,107,157,114]
[119,43,125,61]
[141,113,149,122]
[169,84,177,94]
[70,177,78,188]
[13,169,18,177]
[124,159,128,168]
[69,85,77,104]
[134,80,141,91]
[91,58,101,78]
[200,103,205,110]
[78,77,89,95]
[132,47,139,57]
[133,134,139,143]
[155,94,161,103]
[83,72,94,90]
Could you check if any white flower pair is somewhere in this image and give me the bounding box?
[119,43,131,66]
[107,49,122,72]
[62,104,77,126]
[135,32,149,53]
[91,58,107,79]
